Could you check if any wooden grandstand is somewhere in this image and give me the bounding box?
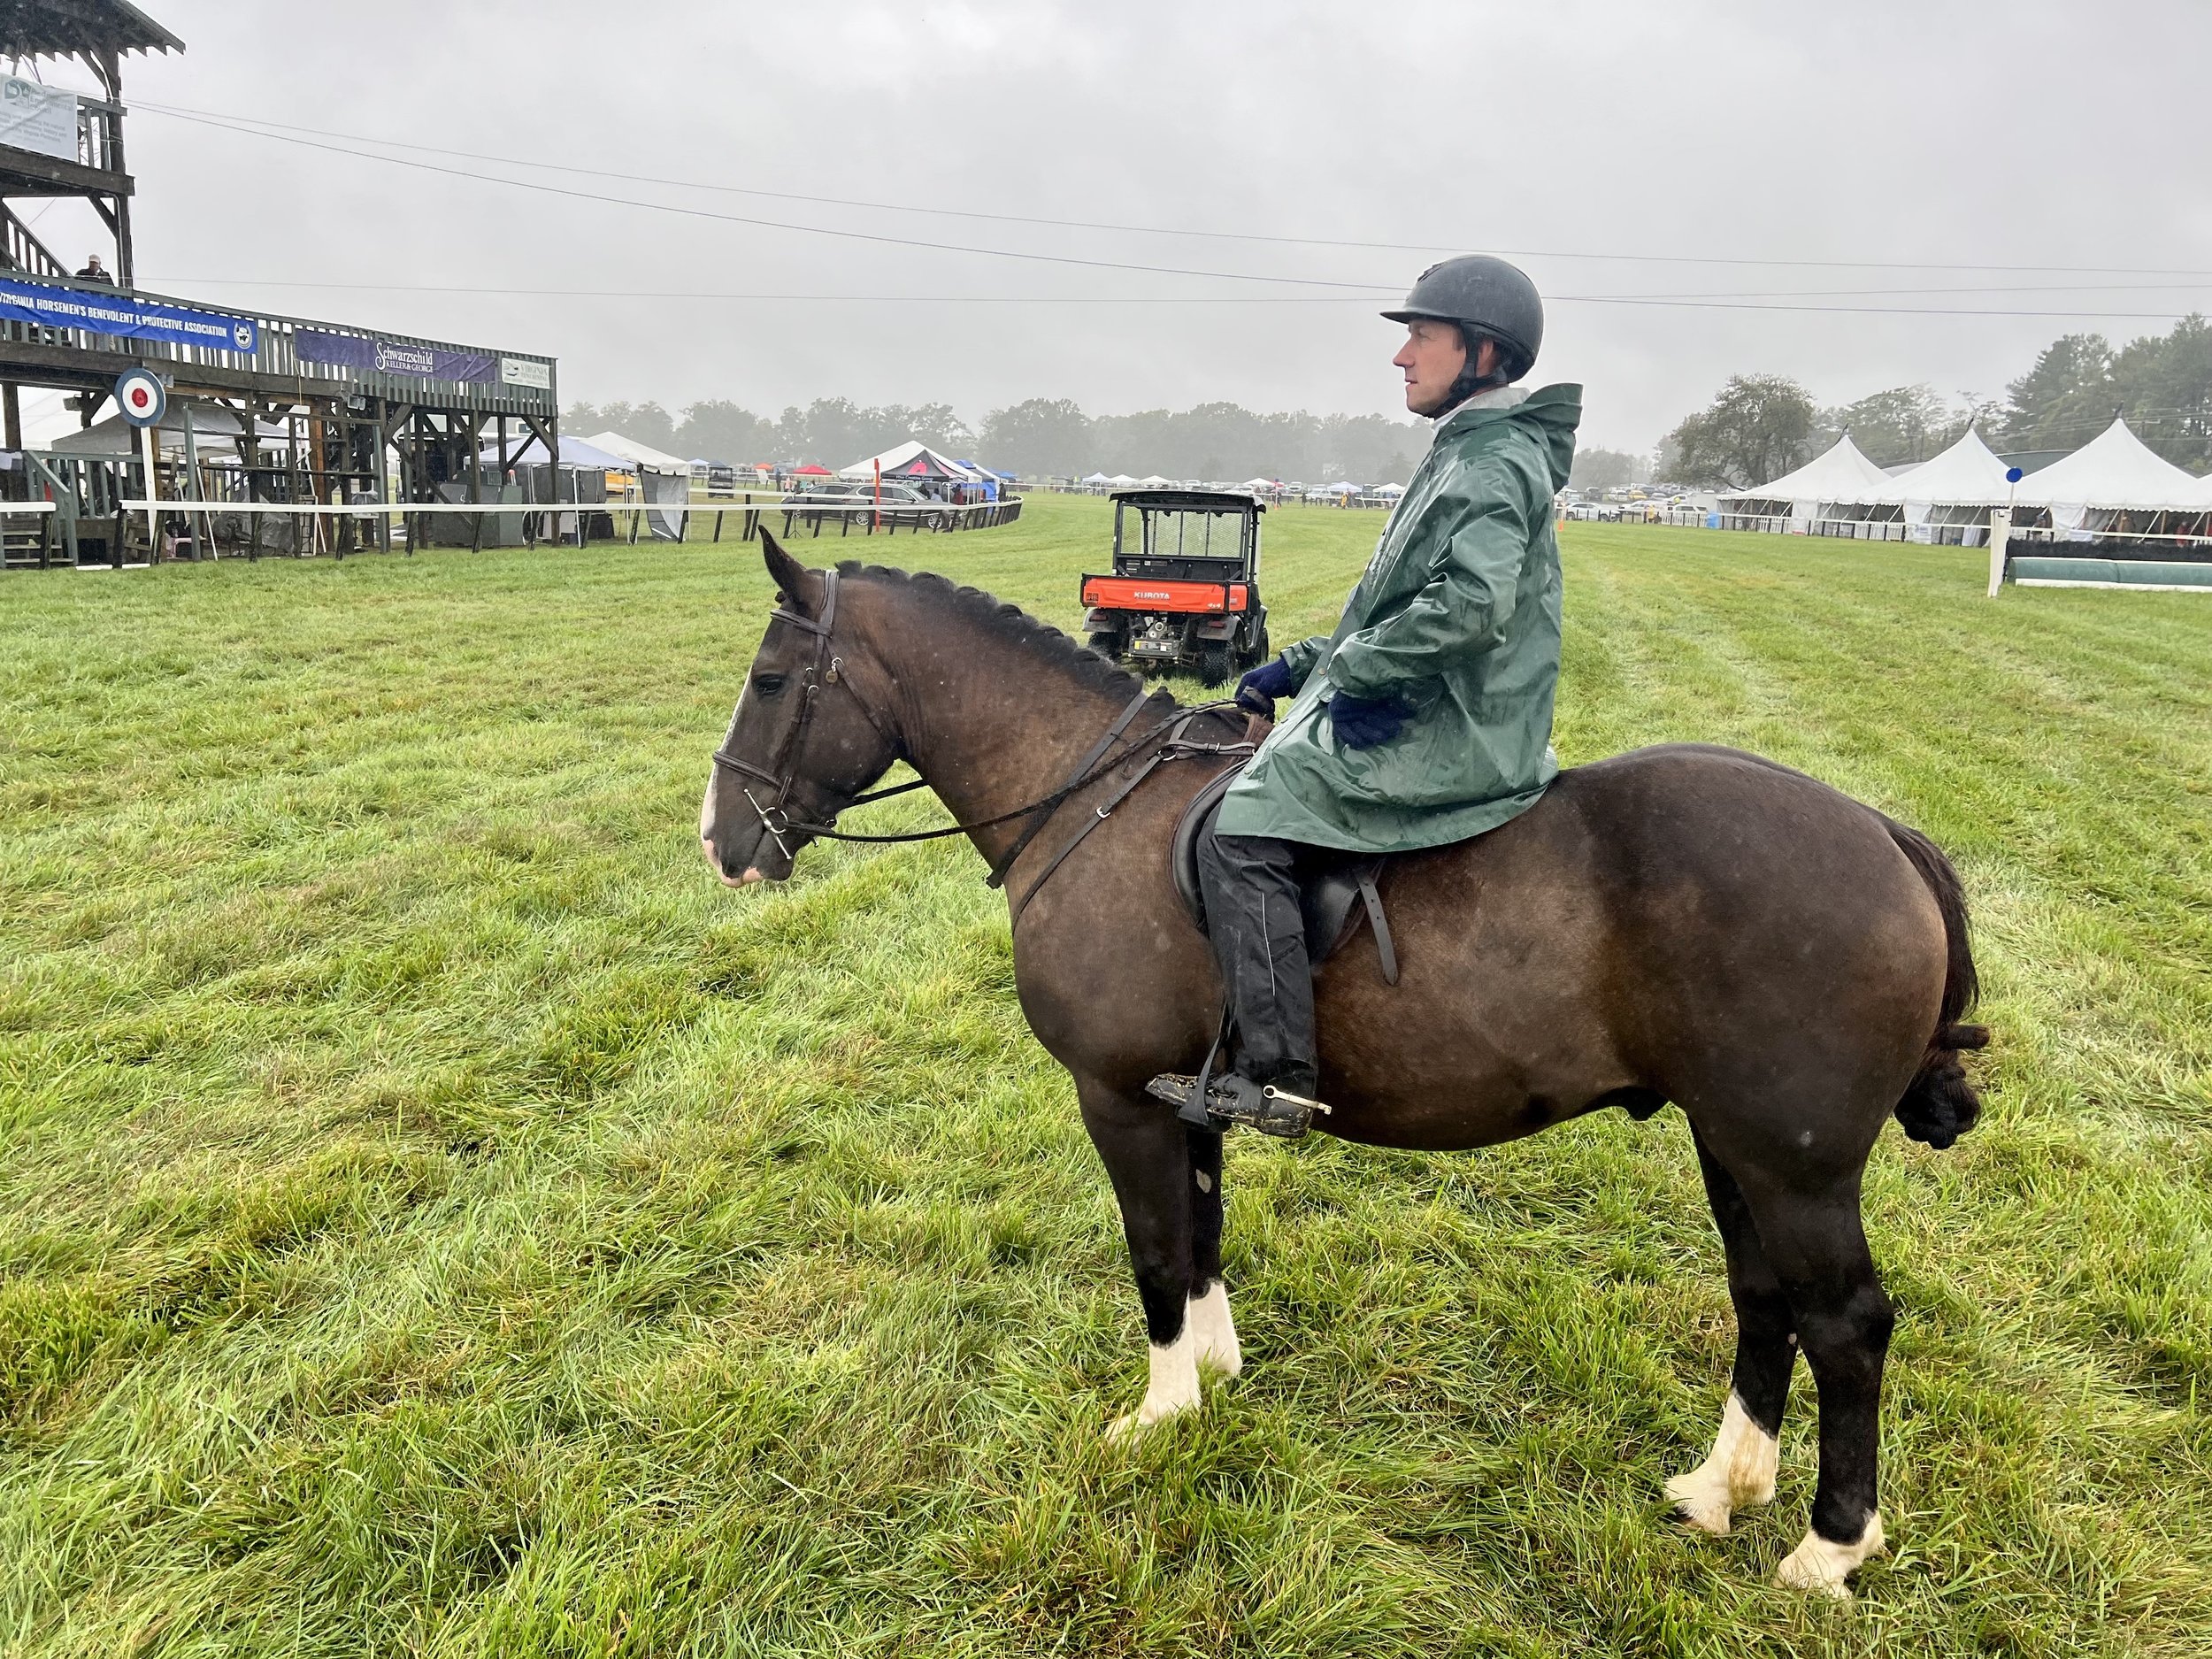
[0,0,565,568]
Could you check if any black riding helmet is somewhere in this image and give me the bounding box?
[1383,255,1544,405]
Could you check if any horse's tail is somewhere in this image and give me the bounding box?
[1883,818,1988,1149]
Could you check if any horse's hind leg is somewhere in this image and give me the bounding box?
[1185,1123,1241,1378]
[1739,1172,1894,1596]
[1075,1077,1202,1436]
[1667,1127,1790,1535]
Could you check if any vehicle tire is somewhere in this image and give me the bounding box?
[1240,619,1271,671]
[1196,643,1233,687]
[1087,631,1124,662]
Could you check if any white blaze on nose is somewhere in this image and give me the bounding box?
[699,775,718,844]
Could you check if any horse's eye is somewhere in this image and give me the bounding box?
[753,673,787,698]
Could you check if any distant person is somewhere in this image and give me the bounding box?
[75,255,113,284]
[1149,255,1579,1136]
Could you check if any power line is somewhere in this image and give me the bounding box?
[134,99,2212,282]
[137,105,1391,293]
[138,273,2211,322]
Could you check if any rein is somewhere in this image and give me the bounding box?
[710,569,1253,910]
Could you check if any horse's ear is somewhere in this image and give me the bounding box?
[759,528,818,618]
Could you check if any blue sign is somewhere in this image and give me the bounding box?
[0,275,257,353]
[296,327,495,385]
[2005,466,2024,483]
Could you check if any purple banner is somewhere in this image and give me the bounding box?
[296,328,495,384]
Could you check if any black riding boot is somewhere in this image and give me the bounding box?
[1145,827,1328,1136]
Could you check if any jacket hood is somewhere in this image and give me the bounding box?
[1440,381,1582,493]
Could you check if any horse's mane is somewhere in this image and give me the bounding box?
[838,562,1250,742]
[841,560,1149,701]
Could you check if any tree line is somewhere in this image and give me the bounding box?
[1648,315,2212,489]
[561,395,1431,484]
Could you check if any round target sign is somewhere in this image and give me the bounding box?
[115,367,166,428]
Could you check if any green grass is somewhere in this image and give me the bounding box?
[2,494,2208,1656]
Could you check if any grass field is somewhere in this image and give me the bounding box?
[3,493,2209,1656]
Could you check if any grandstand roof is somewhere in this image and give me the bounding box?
[0,0,184,58]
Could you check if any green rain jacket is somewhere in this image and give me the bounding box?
[1213,381,1583,853]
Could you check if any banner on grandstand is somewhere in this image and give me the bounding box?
[0,275,258,352]
[296,328,495,384]
[0,78,77,162]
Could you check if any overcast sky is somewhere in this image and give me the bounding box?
[19,0,2212,453]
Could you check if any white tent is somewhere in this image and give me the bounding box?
[485,432,634,472]
[1135,474,1173,488]
[1106,474,1139,488]
[1240,476,1279,491]
[2010,416,2212,530]
[45,406,287,457]
[1375,482,1407,496]
[1080,471,1111,484]
[582,430,693,473]
[839,440,980,483]
[1889,427,2019,545]
[1717,434,1898,534]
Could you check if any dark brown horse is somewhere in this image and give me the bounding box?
[700,536,1985,1596]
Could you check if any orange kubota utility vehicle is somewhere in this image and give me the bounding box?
[1079,488,1271,687]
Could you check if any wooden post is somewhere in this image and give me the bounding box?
[181,403,208,561]
[3,383,18,452]
[138,420,157,557]
[468,410,486,555]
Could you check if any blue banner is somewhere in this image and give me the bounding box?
[0,276,257,353]
[295,328,495,385]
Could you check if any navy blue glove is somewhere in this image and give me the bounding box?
[1234,655,1297,716]
[1327,689,1409,749]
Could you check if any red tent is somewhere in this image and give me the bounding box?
[793,463,833,476]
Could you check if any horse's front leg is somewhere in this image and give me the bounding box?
[1075,1076,1223,1436]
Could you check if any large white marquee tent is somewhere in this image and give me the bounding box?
[2006,417,2212,531]
[1717,434,1899,535]
[1889,426,2017,545]
[1719,415,2212,544]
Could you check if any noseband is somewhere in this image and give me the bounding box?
[710,568,921,861]
[710,566,1254,918]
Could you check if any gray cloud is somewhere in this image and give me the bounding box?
[39,0,2212,453]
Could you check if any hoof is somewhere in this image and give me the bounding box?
[1667,1394,1778,1537]
[1106,1394,1194,1442]
[1664,1469,1735,1535]
[1775,1512,1885,1597]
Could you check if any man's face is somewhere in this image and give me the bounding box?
[1394,320,1494,416]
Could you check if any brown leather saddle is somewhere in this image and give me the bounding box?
[1168,763,1399,985]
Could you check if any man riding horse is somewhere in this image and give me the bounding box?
[1151,255,1582,1137]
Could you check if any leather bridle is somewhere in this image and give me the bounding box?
[710,568,925,864]
[709,566,1254,920]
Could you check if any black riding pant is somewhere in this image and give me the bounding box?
[1196,827,1317,1090]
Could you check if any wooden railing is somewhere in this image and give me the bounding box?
[0,203,67,279]
[76,99,124,175]
[0,270,558,416]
